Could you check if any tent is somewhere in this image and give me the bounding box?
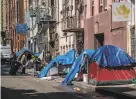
[16,48,40,63]
[16,48,28,57]
[61,49,95,85]
[88,45,136,86]
[38,49,76,78]
[34,52,40,57]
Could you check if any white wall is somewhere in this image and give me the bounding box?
[56,0,76,55]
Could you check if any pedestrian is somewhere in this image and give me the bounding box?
[20,52,28,75]
[9,52,16,66]
[45,51,52,64]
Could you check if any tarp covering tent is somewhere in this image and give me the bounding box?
[16,48,27,57]
[61,49,95,85]
[16,48,39,62]
[55,49,76,65]
[88,45,136,86]
[38,49,76,78]
[34,52,40,57]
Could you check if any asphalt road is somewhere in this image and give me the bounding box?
[1,64,117,99]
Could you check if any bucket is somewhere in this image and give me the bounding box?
[83,74,88,83]
[75,73,78,78]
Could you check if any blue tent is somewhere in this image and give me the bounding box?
[61,49,95,85]
[55,49,76,65]
[16,48,36,57]
[91,45,135,67]
[16,48,28,57]
[38,49,76,78]
[34,52,40,57]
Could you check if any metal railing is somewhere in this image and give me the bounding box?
[61,16,80,31]
[36,7,56,23]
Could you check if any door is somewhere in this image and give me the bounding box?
[76,32,84,54]
[94,33,104,50]
[131,26,136,61]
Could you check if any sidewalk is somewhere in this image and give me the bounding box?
[53,76,136,98]
[35,75,136,98]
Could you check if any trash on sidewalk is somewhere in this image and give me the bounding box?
[74,87,81,92]
[40,76,56,80]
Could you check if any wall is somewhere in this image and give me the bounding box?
[84,0,128,52]
[57,0,76,55]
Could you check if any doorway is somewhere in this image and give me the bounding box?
[94,33,104,49]
[28,41,31,51]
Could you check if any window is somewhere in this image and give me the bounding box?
[112,0,116,2]
[84,5,87,18]
[103,0,107,10]
[99,6,103,13]
[100,0,103,5]
[92,0,94,16]
[99,0,103,13]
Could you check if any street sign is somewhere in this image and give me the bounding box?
[112,2,131,22]
[16,24,28,34]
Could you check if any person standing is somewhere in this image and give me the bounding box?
[20,52,28,75]
[45,51,52,64]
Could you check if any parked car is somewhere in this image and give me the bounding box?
[0,44,13,64]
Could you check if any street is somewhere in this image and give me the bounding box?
[1,64,118,99]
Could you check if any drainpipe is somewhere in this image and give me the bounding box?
[8,0,10,39]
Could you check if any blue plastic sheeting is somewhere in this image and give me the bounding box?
[61,49,95,85]
[16,48,27,57]
[38,59,56,78]
[55,49,76,65]
[34,52,40,57]
[16,48,35,57]
[91,45,135,67]
[38,49,76,78]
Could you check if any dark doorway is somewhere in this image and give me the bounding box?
[34,41,36,52]
[94,33,104,49]
[28,41,31,51]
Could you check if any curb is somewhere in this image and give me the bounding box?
[95,88,136,99]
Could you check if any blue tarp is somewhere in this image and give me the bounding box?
[16,48,37,57]
[16,24,28,34]
[55,49,76,65]
[91,45,135,67]
[34,52,40,57]
[16,48,27,57]
[61,49,95,85]
[38,49,76,78]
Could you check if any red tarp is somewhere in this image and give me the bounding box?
[88,62,136,82]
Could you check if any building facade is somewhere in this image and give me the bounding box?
[23,0,135,60]
[1,0,25,52]
[24,0,39,52]
[58,0,86,55]
[84,0,135,54]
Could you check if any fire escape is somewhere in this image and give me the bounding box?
[61,0,84,53]
[61,0,84,32]
[29,1,56,52]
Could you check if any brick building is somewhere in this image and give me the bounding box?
[1,0,25,52]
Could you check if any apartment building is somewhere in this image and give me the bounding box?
[1,0,25,52]
[24,0,39,52]
[84,0,135,57]
[58,0,86,55]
